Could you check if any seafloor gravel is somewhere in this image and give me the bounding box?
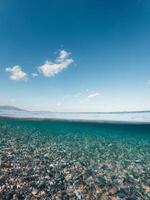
[0,120,150,200]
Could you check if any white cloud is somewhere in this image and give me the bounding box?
[87,92,100,99]
[79,92,100,104]
[31,73,38,78]
[38,50,74,77]
[6,65,28,81]
[57,49,70,61]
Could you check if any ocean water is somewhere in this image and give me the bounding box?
[0,118,150,199]
[0,109,150,122]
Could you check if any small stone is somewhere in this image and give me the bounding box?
[116,189,126,198]
[32,188,38,195]
[147,192,150,198]
[65,174,72,182]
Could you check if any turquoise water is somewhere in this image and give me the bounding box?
[0,118,150,199]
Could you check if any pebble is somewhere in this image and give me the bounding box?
[32,188,38,195]
[0,120,150,199]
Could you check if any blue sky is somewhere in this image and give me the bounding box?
[0,0,150,112]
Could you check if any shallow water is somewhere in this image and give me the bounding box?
[0,118,150,199]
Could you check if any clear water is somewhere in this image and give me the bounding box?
[0,118,150,199]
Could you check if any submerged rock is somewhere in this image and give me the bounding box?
[0,120,150,199]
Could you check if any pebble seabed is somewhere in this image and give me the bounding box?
[0,118,150,200]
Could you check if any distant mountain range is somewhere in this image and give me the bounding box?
[0,105,26,111]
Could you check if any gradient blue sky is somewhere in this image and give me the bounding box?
[0,0,150,112]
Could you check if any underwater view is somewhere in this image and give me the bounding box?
[0,118,150,200]
[1,0,150,199]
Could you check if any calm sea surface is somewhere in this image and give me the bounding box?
[0,109,150,122]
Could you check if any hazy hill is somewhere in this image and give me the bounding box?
[0,105,26,111]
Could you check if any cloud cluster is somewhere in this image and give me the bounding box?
[5,50,73,81]
[38,50,73,77]
[6,65,28,81]
[88,92,100,99]
[55,90,101,108]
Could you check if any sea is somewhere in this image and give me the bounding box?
[0,109,150,122]
[0,110,150,199]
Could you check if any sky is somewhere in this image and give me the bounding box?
[0,0,150,112]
